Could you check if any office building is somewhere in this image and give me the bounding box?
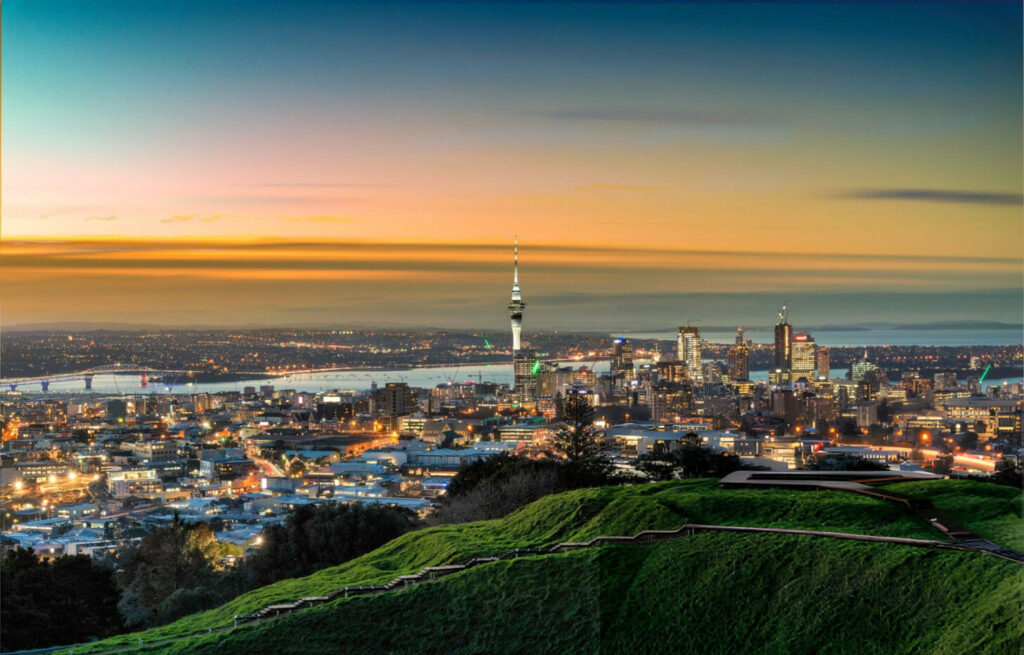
[727,327,750,381]
[774,304,792,374]
[513,351,537,401]
[816,347,830,380]
[611,337,635,381]
[677,325,702,382]
[791,333,816,382]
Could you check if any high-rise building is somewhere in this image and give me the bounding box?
[791,333,816,382]
[727,327,750,381]
[656,360,687,383]
[651,382,694,422]
[507,237,526,353]
[379,382,414,417]
[611,337,635,380]
[773,304,792,374]
[816,347,830,380]
[851,349,879,382]
[513,351,537,401]
[933,371,958,391]
[677,325,702,381]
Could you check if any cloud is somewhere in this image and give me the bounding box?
[576,183,663,191]
[277,216,356,223]
[542,108,773,126]
[84,215,117,222]
[838,188,1023,206]
[237,183,393,189]
[37,206,101,220]
[159,214,228,224]
[185,195,346,206]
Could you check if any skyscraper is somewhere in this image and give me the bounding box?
[816,347,830,380]
[851,349,879,382]
[507,236,525,352]
[513,351,537,401]
[727,327,750,381]
[791,333,816,382]
[677,325,702,381]
[611,337,635,380]
[773,304,792,374]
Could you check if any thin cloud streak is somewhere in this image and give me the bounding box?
[236,183,396,189]
[838,188,1023,206]
[576,184,664,191]
[1,238,1020,266]
[542,108,777,126]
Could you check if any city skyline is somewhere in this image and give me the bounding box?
[2,1,1022,328]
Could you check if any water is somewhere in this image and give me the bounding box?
[17,362,556,396]
[17,363,1020,396]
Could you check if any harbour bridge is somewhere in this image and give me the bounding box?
[0,365,194,392]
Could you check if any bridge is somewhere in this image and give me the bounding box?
[0,365,193,392]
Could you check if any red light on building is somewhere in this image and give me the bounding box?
[794,334,810,342]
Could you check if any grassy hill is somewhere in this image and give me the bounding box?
[61,479,1022,654]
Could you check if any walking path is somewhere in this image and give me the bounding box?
[720,470,1024,563]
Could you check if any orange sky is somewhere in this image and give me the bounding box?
[2,1,1021,329]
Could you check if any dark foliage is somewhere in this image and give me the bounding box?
[444,452,561,499]
[551,393,615,487]
[636,439,741,481]
[113,505,420,633]
[226,503,421,592]
[117,519,226,628]
[989,462,1023,489]
[1,548,123,651]
[433,454,567,523]
[435,410,629,524]
[807,454,889,471]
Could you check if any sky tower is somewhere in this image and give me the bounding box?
[507,236,525,351]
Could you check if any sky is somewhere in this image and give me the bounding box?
[2,1,1022,332]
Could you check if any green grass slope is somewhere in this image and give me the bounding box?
[139,534,1022,655]
[884,479,1024,551]
[62,479,1022,654]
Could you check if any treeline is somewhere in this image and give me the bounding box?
[118,503,421,630]
[0,503,420,652]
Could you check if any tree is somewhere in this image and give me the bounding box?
[956,432,979,451]
[1,548,123,651]
[636,442,740,480]
[990,462,1023,488]
[432,466,563,524]
[229,503,420,592]
[807,454,888,471]
[117,518,223,628]
[551,393,612,486]
[932,454,954,476]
